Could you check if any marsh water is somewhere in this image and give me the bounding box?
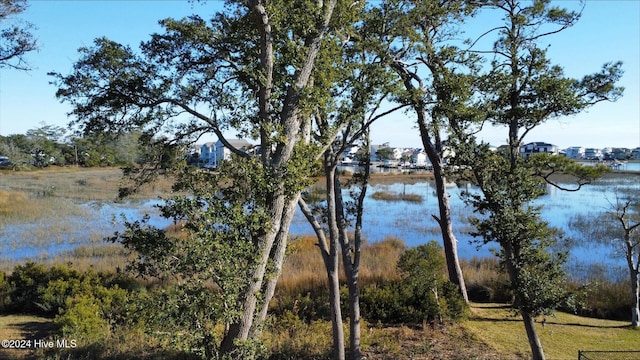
[1,172,638,280]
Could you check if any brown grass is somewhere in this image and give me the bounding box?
[0,167,174,202]
[276,236,407,297]
[371,191,424,203]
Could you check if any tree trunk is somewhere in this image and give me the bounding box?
[430,158,469,303]
[253,194,301,336]
[328,260,346,360]
[396,63,468,303]
[521,310,545,360]
[342,259,361,360]
[220,191,288,354]
[326,162,346,360]
[416,108,468,303]
[503,243,545,360]
[631,271,639,328]
[333,169,363,360]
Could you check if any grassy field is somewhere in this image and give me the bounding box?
[466,303,639,360]
[0,167,174,202]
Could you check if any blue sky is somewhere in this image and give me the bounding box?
[0,0,638,150]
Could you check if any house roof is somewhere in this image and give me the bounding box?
[522,142,557,147]
[217,139,252,149]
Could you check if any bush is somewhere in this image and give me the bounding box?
[55,295,110,343]
[7,262,57,314]
[0,271,11,310]
[360,242,467,325]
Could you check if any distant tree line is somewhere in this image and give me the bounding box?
[0,124,146,168]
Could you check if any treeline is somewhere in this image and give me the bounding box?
[0,124,153,168]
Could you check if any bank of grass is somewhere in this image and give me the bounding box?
[0,167,174,202]
[0,238,636,359]
[276,236,406,297]
[465,303,639,360]
[371,191,424,203]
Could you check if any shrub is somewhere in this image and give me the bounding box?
[0,272,11,310]
[360,241,467,325]
[7,262,53,314]
[55,295,110,343]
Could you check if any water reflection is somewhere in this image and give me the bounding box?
[1,174,637,279]
[289,175,639,279]
[0,200,171,261]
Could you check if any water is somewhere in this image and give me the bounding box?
[1,174,637,279]
[0,199,171,261]
[289,175,639,279]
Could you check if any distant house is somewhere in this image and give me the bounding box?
[584,148,602,160]
[200,142,216,167]
[610,148,631,160]
[519,142,559,158]
[565,146,585,160]
[370,143,391,162]
[215,139,252,167]
[410,150,428,167]
[340,145,360,164]
[632,147,640,160]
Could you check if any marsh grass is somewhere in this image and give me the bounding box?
[277,236,406,298]
[371,191,424,203]
[0,167,174,202]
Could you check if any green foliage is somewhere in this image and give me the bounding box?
[0,0,38,70]
[55,295,109,343]
[7,262,56,314]
[360,242,467,324]
[0,272,11,310]
[4,262,137,332]
[111,157,285,358]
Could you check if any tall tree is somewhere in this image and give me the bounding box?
[297,12,403,356]
[0,0,37,70]
[378,0,483,302]
[570,187,640,328]
[455,1,623,359]
[50,0,362,357]
[26,123,67,166]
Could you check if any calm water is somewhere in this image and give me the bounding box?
[288,174,639,280]
[1,173,637,279]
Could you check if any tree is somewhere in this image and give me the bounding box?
[0,133,31,165]
[454,1,623,359]
[570,188,640,328]
[296,11,403,356]
[50,0,361,357]
[0,0,37,70]
[26,123,66,166]
[380,0,484,303]
[373,146,393,161]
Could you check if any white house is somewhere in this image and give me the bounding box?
[215,139,252,167]
[564,146,585,159]
[340,145,360,164]
[410,150,428,167]
[519,142,559,158]
[584,148,602,160]
[370,143,391,162]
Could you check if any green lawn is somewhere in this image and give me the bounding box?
[465,303,639,360]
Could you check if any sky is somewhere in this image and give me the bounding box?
[0,0,638,150]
